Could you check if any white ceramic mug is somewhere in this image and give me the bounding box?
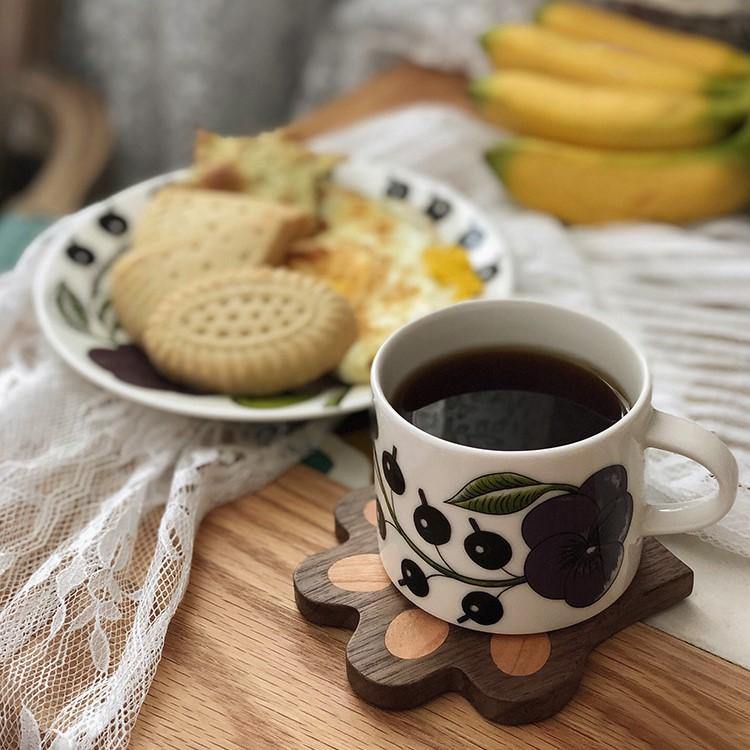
[370,299,738,634]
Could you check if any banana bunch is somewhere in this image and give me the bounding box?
[474,2,750,224]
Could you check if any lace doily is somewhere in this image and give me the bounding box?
[0,228,326,748]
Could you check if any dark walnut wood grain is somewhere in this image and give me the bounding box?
[294,486,694,725]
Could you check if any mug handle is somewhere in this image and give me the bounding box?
[641,409,738,536]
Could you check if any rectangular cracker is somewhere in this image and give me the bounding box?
[132,186,316,262]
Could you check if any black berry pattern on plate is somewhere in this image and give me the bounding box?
[476,263,499,282]
[385,179,409,199]
[66,244,96,265]
[98,211,129,235]
[458,227,484,249]
[425,197,451,221]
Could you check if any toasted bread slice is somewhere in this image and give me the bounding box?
[190,129,341,214]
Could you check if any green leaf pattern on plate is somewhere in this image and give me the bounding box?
[444,473,577,515]
[55,281,89,333]
[233,393,315,409]
[324,386,351,407]
[233,384,351,410]
[96,298,121,341]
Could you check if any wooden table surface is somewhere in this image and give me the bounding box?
[130,65,750,750]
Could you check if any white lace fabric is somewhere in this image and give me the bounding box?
[0,233,325,749]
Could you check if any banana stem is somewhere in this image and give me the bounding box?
[710,85,750,121]
[730,112,750,148]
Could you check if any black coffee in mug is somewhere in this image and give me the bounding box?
[392,347,629,451]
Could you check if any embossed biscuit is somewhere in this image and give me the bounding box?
[111,191,314,341]
[111,238,256,342]
[142,267,357,395]
[132,186,316,248]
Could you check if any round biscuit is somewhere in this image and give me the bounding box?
[111,229,283,342]
[142,267,357,395]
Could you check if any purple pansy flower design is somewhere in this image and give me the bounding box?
[522,466,633,608]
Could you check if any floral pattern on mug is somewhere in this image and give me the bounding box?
[522,466,633,608]
[375,449,633,626]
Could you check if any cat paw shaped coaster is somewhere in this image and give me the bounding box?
[293,487,693,725]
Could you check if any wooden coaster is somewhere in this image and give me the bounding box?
[293,487,694,725]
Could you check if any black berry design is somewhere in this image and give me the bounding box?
[376,501,386,540]
[98,210,128,235]
[382,446,405,495]
[398,559,429,597]
[464,518,511,570]
[458,227,485,249]
[458,591,503,626]
[476,263,499,282]
[66,244,95,265]
[426,197,451,221]
[413,488,451,545]
[385,179,409,199]
[375,457,632,624]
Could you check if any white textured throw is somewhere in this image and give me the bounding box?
[1,104,749,748]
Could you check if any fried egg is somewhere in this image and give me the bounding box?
[287,185,483,384]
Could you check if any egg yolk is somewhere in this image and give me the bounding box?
[422,245,483,300]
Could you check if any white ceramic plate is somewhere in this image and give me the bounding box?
[34,160,513,422]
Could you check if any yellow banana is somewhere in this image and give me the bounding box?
[470,71,748,149]
[538,2,750,78]
[485,125,750,224]
[481,25,741,95]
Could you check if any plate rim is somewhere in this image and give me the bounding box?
[33,160,514,422]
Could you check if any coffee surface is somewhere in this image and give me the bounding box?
[392,347,628,451]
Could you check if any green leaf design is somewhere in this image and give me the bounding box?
[97,298,121,340]
[233,382,351,410]
[324,386,350,407]
[444,473,577,515]
[55,282,89,333]
[232,393,314,409]
[96,298,112,322]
